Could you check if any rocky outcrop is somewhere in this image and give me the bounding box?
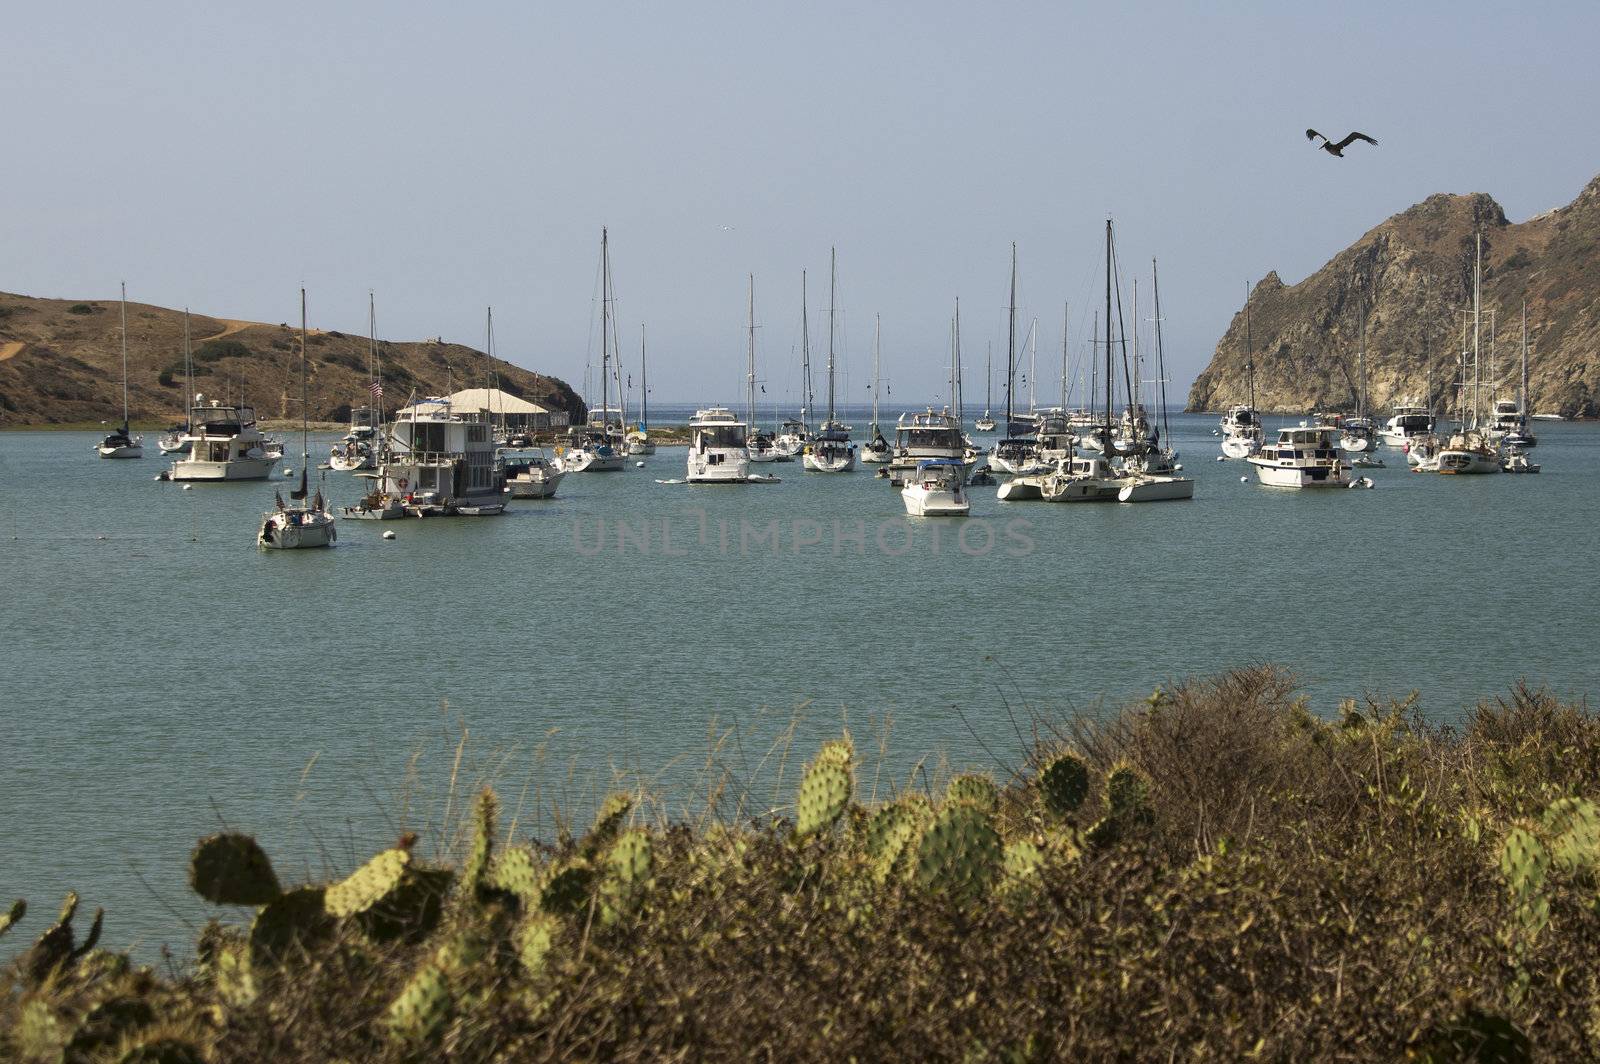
[1188,174,1600,418]
[0,293,584,426]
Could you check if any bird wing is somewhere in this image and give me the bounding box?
[1305,129,1324,143]
[1335,131,1377,149]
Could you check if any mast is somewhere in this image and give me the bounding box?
[984,342,992,416]
[800,270,812,426]
[639,323,648,432]
[1152,260,1172,447]
[293,288,309,501]
[485,306,497,436]
[871,314,881,434]
[182,307,192,433]
[746,274,757,433]
[826,247,837,425]
[1006,243,1017,432]
[1131,279,1142,449]
[1059,302,1069,410]
[1357,296,1366,417]
[954,301,964,420]
[1471,232,1482,430]
[600,228,611,432]
[119,281,130,431]
[1104,221,1114,443]
[1520,301,1529,423]
[1028,318,1038,414]
[1245,282,1254,410]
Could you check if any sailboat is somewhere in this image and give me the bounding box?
[1118,260,1193,501]
[1434,234,1503,475]
[974,344,996,432]
[97,283,144,458]
[559,229,627,472]
[1339,298,1379,454]
[258,290,336,548]
[626,324,655,455]
[861,315,891,463]
[745,276,780,463]
[1220,284,1264,458]
[802,248,855,472]
[773,271,812,458]
[989,244,1044,475]
[1496,304,1538,450]
[157,312,194,454]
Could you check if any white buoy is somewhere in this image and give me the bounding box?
[1239,475,1248,483]
[636,460,645,468]
[382,530,397,540]
[1215,455,1225,462]
[283,468,294,477]
[182,484,194,491]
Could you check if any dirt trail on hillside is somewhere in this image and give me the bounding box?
[194,319,261,343]
[0,342,23,362]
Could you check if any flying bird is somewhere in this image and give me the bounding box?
[1305,129,1378,157]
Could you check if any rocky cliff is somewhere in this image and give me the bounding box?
[1187,174,1600,418]
[0,292,584,426]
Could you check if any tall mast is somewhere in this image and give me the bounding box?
[1028,318,1038,414]
[119,281,130,430]
[484,306,496,434]
[1521,301,1529,421]
[1245,281,1254,410]
[1131,279,1141,447]
[1104,221,1114,440]
[293,287,309,501]
[826,247,837,424]
[800,270,812,425]
[1059,302,1069,410]
[1472,232,1482,430]
[985,341,992,416]
[369,291,383,428]
[746,274,756,432]
[954,301,964,419]
[872,314,881,433]
[600,228,610,430]
[1006,243,1017,431]
[1152,260,1172,447]
[1357,296,1366,417]
[639,323,648,431]
[182,307,192,433]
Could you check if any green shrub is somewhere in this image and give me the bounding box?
[67,303,95,315]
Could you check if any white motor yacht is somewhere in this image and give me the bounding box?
[1248,424,1350,488]
[378,398,507,514]
[888,409,965,482]
[901,459,970,516]
[686,406,751,483]
[1380,404,1436,448]
[168,399,282,481]
[503,447,565,498]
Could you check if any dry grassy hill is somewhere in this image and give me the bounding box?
[0,293,583,427]
[1188,172,1600,417]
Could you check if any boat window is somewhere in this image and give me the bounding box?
[696,426,746,448]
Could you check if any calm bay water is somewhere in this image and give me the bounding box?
[4,409,1597,956]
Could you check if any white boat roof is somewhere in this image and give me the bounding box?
[690,406,744,426]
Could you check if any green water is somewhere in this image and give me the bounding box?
[3,413,1596,955]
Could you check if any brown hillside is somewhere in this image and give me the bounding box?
[0,293,583,426]
[1187,173,1600,417]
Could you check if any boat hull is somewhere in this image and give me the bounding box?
[258,512,336,548]
[98,444,144,459]
[1220,435,1260,459]
[901,487,969,516]
[1118,475,1194,502]
[1248,461,1349,488]
[507,475,563,499]
[169,456,282,481]
[803,451,855,472]
[1435,450,1502,475]
[560,449,626,472]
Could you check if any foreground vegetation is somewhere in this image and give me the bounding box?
[6,667,1600,1061]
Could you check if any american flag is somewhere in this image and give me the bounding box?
[369,379,383,400]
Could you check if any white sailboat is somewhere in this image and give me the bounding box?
[97,283,144,458]
[1220,284,1264,459]
[559,229,627,473]
[157,312,195,454]
[861,315,891,463]
[1499,304,1538,450]
[258,290,336,549]
[1119,260,1193,502]
[1339,299,1378,453]
[1434,234,1502,476]
[773,271,813,458]
[989,245,1044,475]
[327,293,384,472]
[803,247,855,472]
[626,324,655,455]
[745,276,780,464]
[975,343,996,432]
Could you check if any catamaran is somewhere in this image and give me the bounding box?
[258,290,336,548]
[803,248,855,472]
[97,283,144,459]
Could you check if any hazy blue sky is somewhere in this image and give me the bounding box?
[6,1,1597,407]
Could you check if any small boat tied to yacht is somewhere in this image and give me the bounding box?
[97,283,144,459]
[259,291,336,549]
[901,459,970,516]
[1247,423,1351,488]
[686,406,753,483]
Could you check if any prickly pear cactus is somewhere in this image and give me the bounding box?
[115,1037,208,1064]
[516,912,562,978]
[188,833,282,906]
[796,744,853,837]
[358,865,454,944]
[1105,763,1153,824]
[816,737,854,768]
[461,787,499,900]
[539,860,597,917]
[66,996,158,1060]
[386,962,452,1045]
[490,846,543,903]
[22,891,101,985]
[1038,753,1090,817]
[582,793,635,858]
[945,773,999,812]
[249,886,336,970]
[1500,824,1552,941]
[0,897,23,938]
[865,797,931,884]
[18,998,65,1063]
[1000,839,1046,903]
[600,829,653,924]
[1084,816,1121,851]
[1541,796,1600,874]
[324,848,410,918]
[913,801,1002,902]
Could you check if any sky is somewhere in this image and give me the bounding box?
[4,1,1597,408]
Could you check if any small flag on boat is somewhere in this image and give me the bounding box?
[369,378,384,399]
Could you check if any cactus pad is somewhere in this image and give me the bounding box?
[1541,797,1600,874]
[865,798,930,884]
[1106,764,1153,824]
[1084,816,1122,850]
[188,833,282,906]
[357,866,454,944]
[386,963,452,1045]
[945,773,999,812]
[816,737,854,768]
[583,793,635,857]
[1499,825,1550,901]
[600,829,654,923]
[796,751,853,837]
[249,886,336,970]
[0,898,24,939]
[539,860,597,916]
[325,848,411,918]
[517,912,562,978]
[461,787,499,899]
[1038,753,1091,817]
[913,802,1002,902]
[490,846,544,902]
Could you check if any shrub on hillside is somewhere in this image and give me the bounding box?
[66,304,95,315]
